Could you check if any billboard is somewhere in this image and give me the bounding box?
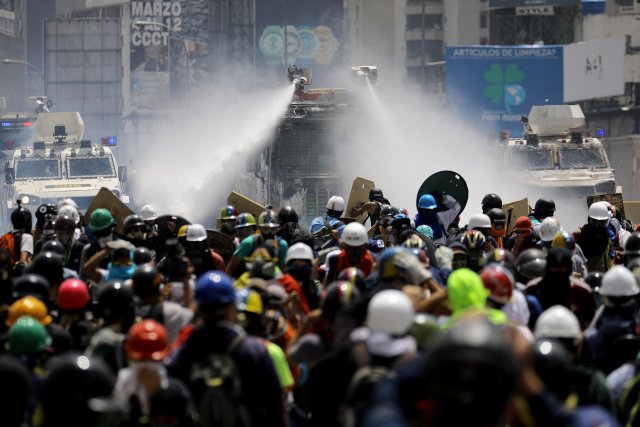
[255,0,343,85]
[130,0,209,109]
[445,46,564,136]
[563,37,625,102]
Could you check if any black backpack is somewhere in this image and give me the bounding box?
[340,365,391,427]
[189,332,252,427]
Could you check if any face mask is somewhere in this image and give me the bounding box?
[489,224,506,238]
[107,262,136,280]
[237,227,254,240]
[288,264,311,283]
[97,235,113,248]
[58,233,73,246]
[452,255,467,270]
[129,230,145,240]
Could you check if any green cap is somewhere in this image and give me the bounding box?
[6,315,51,355]
[90,208,114,231]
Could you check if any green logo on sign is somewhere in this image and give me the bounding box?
[483,63,526,114]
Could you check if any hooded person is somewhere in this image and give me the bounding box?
[506,216,542,257]
[487,208,507,249]
[575,202,614,272]
[444,268,507,327]
[524,248,595,329]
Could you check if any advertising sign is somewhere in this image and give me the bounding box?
[563,37,625,102]
[255,0,343,85]
[490,0,579,7]
[445,45,564,136]
[130,1,208,108]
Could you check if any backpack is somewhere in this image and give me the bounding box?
[189,333,252,427]
[0,231,23,267]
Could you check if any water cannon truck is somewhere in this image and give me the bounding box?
[502,104,618,198]
[0,109,128,227]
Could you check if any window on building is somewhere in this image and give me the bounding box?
[406,14,443,30]
[480,12,488,29]
[406,40,443,61]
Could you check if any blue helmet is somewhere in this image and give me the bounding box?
[195,271,236,305]
[418,194,437,210]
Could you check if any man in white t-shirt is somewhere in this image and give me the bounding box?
[7,204,34,268]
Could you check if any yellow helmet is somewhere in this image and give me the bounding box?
[177,224,188,239]
[236,288,264,315]
[7,296,53,327]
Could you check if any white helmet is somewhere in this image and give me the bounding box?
[539,217,561,242]
[366,289,415,335]
[468,213,491,230]
[326,196,345,212]
[285,242,314,264]
[341,222,368,247]
[600,265,640,297]
[533,305,581,339]
[588,202,609,221]
[57,198,78,210]
[186,224,207,242]
[57,205,80,225]
[140,204,158,221]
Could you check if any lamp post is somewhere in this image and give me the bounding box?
[2,58,46,99]
[134,20,190,92]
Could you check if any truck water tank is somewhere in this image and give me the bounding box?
[528,105,585,137]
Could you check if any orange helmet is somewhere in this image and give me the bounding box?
[6,296,53,327]
[124,319,170,361]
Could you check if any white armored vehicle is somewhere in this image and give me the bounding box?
[502,105,618,198]
[1,111,128,225]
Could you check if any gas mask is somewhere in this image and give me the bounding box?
[247,257,276,279]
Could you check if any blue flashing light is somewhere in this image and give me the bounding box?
[0,122,11,127]
[101,136,117,146]
[596,128,606,138]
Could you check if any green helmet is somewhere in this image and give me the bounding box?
[6,315,51,355]
[90,208,114,231]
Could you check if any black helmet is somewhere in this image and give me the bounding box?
[11,205,32,231]
[54,215,76,233]
[487,208,507,225]
[481,193,502,213]
[624,233,640,257]
[379,205,400,222]
[422,318,517,426]
[132,264,162,299]
[97,280,135,320]
[41,353,115,427]
[25,251,64,289]
[337,267,367,293]
[369,187,384,202]
[12,273,50,303]
[320,281,361,323]
[277,206,299,224]
[40,240,65,257]
[0,355,34,426]
[123,214,146,234]
[35,204,57,228]
[133,247,153,265]
[583,271,604,293]
[532,339,571,402]
[515,249,546,283]
[534,198,556,214]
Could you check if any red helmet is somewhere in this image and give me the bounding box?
[514,216,533,231]
[57,279,90,310]
[125,319,170,361]
[479,265,514,305]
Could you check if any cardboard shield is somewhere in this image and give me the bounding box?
[83,187,134,233]
[154,215,191,244]
[502,198,530,235]
[207,229,235,264]
[224,192,265,229]
[416,171,469,213]
[345,177,376,224]
[624,201,640,225]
